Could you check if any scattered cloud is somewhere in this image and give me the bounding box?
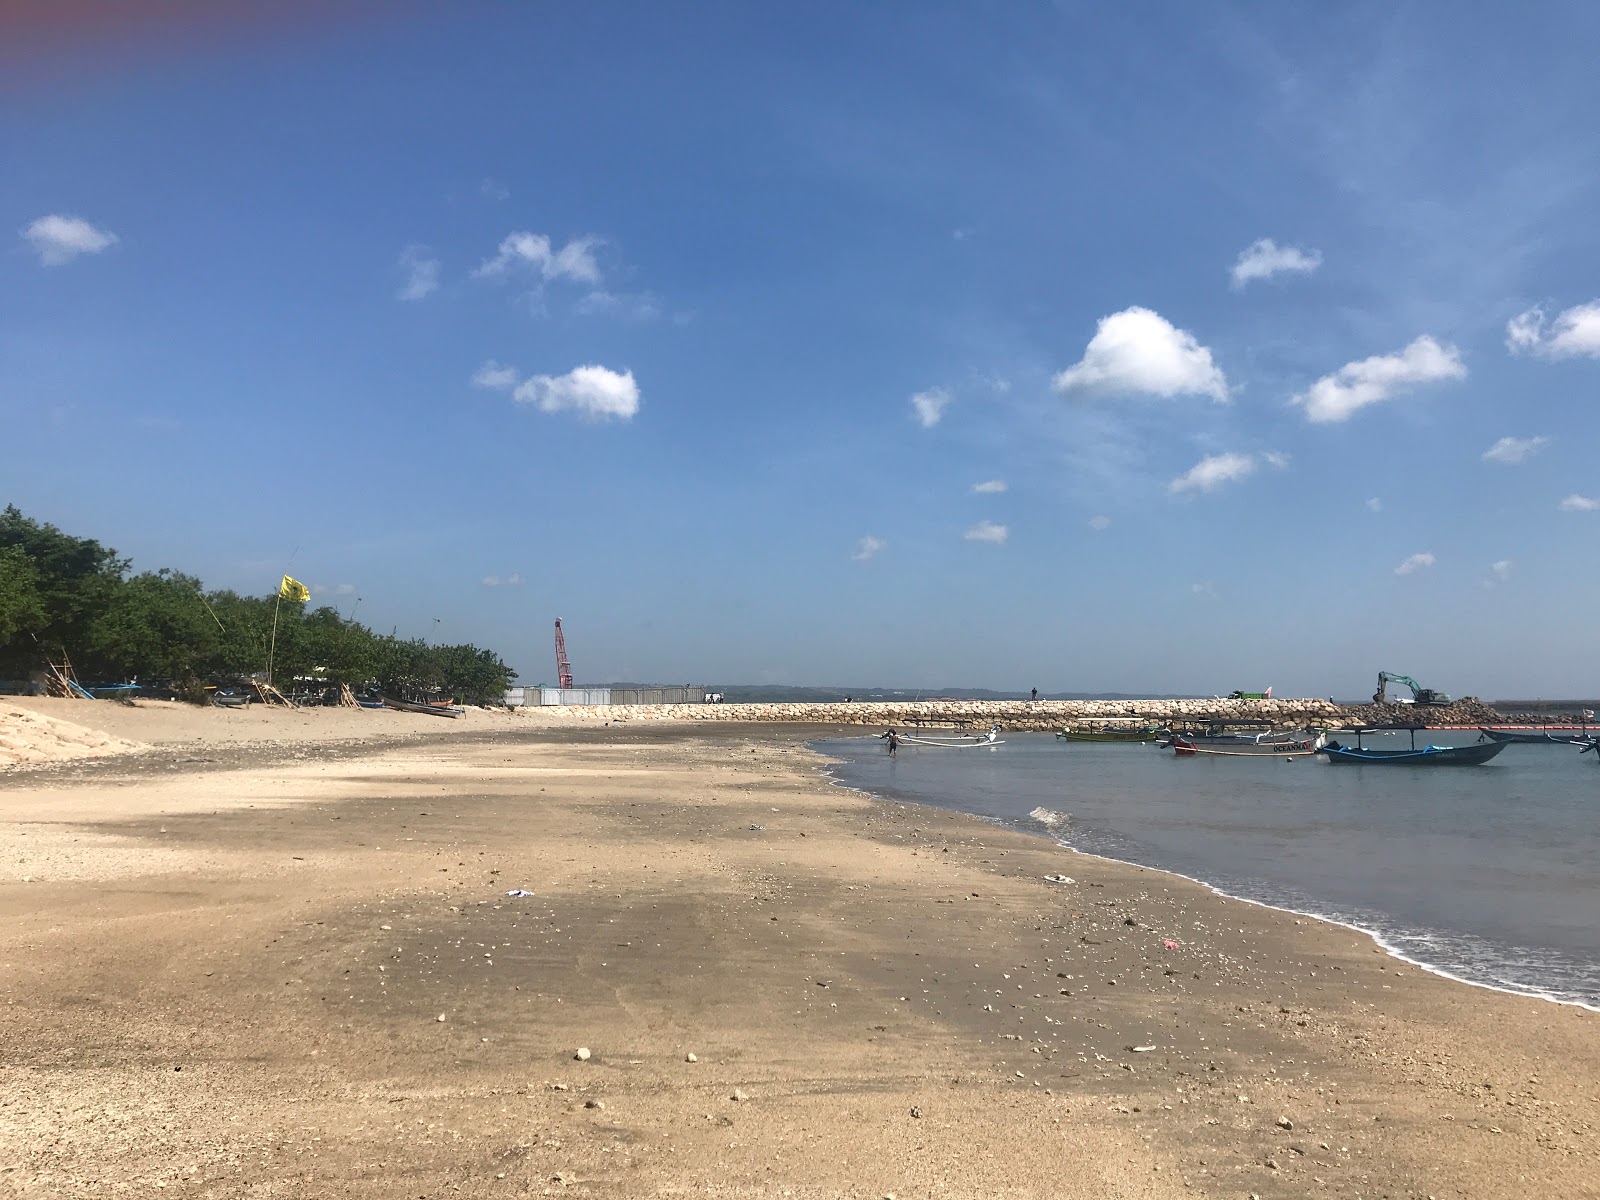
[1087,514,1111,531]
[1261,450,1291,470]
[474,231,602,283]
[1054,307,1228,402]
[22,213,117,265]
[1482,435,1548,464]
[471,360,520,391]
[576,289,661,320]
[480,178,510,201]
[851,536,886,562]
[1191,581,1216,597]
[397,244,439,301]
[971,479,1007,494]
[1366,497,1383,513]
[1230,238,1322,288]
[480,573,524,588]
[1291,335,1466,423]
[1169,451,1256,495]
[1560,494,1599,512]
[911,388,950,428]
[1489,560,1513,584]
[1506,303,1600,360]
[963,520,1008,544]
[513,365,639,421]
[334,583,357,596]
[1394,552,1436,576]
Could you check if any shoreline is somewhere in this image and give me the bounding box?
[815,734,1600,1015]
[5,706,1600,1196]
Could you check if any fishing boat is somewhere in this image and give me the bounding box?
[382,694,462,718]
[1319,727,1507,765]
[1056,724,1165,743]
[898,724,1004,749]
[1477,727,1588,746]
[1173,731,1324,758]
[1161,720,1306,747]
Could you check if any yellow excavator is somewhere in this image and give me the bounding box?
[1374,671,1452,706]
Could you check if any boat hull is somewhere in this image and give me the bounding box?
[1173,735,1322,758]
[382,696,462,718]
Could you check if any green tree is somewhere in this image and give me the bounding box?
[0,545,48,647]
[85,570,219,681]
[0,506,128,672]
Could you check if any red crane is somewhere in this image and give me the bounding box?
[553,618,574,689]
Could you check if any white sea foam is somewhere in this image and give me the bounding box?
[1028,806,1069,829]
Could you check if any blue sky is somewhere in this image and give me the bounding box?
[5,2,1598,697]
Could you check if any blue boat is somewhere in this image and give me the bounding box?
[1319,726,1507,766]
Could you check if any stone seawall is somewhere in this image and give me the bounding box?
[509,695,1510,731]
[513,696,1348,731]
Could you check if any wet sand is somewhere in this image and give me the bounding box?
[3,705,1597,1197]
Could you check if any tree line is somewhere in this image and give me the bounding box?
[0,506,514,704]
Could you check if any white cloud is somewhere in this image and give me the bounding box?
[851,536,886,562]
[1087,514,1111,531]
[911,388,950,428]
[1490,560,1513,583]
[513,365,639,421]
[1366,497,1383,513]
[1560,494,1599,512]
[963,520,1008,544]
[1054,307,1228,402]
[1292,335,1466,423]
[334,583,357,596]
[23,214,118,265]
[1169,451,1256,495]
[480,573,524,588]
[971,479,1007,494]
[1506,303,1600,360]
[475,232,602,283]
[1230,238,1322,288]
[1191,581,1216,596]
[1394,552,1436,576]
[577,289,661,320]
[471,360,520,391]
[396,244,439,301]
[1482,435,1548,464]
[1261,450,1291,470]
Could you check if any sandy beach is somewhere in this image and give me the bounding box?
[3,700,1597,1198]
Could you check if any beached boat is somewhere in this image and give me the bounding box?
[383,695,462,718]
[1056,725,1165,743]
[1319,727,1507,765]
[1173,732,1324,758]
[1477,727,1588,746]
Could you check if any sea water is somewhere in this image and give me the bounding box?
[815,731,1600,1009]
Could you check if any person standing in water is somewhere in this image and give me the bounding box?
[880,728,901,756]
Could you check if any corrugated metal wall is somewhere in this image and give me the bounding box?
[505,686,710,706]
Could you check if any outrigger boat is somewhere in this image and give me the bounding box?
[1161,719,1306,748]
[1056,723,1165,743]
[383,694,462,718]
[1173,731,1324,757]
[1477,727,1589,746]
[898,724,1004,749]
[1319,726,1507,765]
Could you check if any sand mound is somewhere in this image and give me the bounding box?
[0,702,148,768]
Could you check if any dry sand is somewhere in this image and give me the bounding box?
[2,700,1597,1198]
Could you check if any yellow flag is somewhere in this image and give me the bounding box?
[278,575,311,603]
